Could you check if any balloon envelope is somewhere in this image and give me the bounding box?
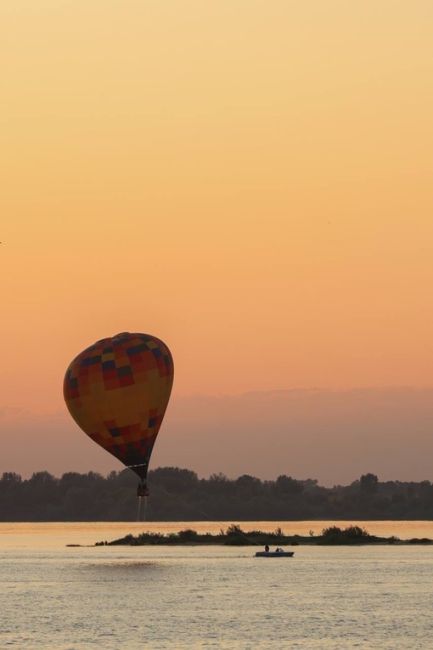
[63,332,174,481]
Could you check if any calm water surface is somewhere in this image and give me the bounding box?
[1,522,433,649]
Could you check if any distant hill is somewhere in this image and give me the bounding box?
[1,468,433,521]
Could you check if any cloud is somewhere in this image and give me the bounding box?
[2,388,433,485]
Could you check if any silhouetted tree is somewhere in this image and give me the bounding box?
[275,475,304,495]
[1,472,22,484]
[360,473,379,494]
[0,468,432,521]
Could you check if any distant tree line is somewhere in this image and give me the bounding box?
[1,468,433,521]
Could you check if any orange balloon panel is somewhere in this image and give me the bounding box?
[63,332,174,481]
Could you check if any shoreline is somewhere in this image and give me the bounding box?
[90,525,433,547]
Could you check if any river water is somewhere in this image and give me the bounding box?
[1,522,433,649]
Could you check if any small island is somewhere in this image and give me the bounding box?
[94,524,433,547]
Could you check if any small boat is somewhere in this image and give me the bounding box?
[255,550,294,558]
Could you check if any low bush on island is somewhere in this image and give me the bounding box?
[94,524,433,547]
[318,525,376,544]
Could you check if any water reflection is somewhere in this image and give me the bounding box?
[1,539,433,649]
[83,561,161,571]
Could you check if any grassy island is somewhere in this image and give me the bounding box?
[94,524,433,547]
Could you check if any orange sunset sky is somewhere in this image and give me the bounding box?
[1,1,433,483]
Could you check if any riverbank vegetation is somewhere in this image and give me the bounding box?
[95,524,433,546]
[1,467,433,521]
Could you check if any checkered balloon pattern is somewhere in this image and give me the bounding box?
[63,332,174,481]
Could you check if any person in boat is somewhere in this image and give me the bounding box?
[264,544,269,553]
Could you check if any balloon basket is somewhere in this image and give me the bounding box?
[137,482,149,498]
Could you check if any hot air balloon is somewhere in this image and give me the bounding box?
[63,332,174,506]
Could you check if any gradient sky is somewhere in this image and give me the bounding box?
[1,2,433,482]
